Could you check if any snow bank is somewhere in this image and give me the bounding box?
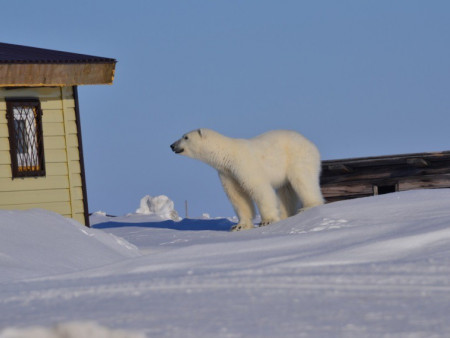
[2,190,450,337]
[0,209,140,282]
[0,322,145,338]
[135,195,180,220]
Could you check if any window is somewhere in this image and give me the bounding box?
[374,184,397,195]
[6,99,45,178]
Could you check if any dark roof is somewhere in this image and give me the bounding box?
[323,151,450,169]
[0,42,116,64]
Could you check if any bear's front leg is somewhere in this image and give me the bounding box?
[252,184,280,227]
[219,173,256,231]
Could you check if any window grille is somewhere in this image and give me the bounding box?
[6,99,45,178]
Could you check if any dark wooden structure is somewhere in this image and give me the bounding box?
[320,151,450,202]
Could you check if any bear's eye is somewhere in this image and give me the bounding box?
[184,136,189,140]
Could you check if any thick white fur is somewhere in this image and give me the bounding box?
[171,129,324,231]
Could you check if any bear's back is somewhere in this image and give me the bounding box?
[250,129,312,146]
[248,130,319,159]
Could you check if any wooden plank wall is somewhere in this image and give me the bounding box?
[0,87,86,225]
[321,152,450,202]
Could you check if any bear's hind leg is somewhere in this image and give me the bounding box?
[288,170,324,212]
[277,183,299,219]
[219,173,255,231]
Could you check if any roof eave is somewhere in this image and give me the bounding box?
[0,62,116,86]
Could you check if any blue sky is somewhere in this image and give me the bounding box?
[2,1,449,217]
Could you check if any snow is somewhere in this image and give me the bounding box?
[0,209,140,282]
[0,322,146,338]
[135,195,181,221]
[1,189,450,337]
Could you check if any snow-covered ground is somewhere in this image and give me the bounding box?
[1,190,450,337]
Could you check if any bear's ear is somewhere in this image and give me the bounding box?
[197,129,203,138]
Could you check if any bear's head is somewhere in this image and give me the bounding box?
[170,129,207,159]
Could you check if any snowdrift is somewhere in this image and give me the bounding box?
[1,190,450,337]
[86,189,450,278]
[0,209,140,282]
[135,195,181,220]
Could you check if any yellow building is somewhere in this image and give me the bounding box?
[0,42,116,226]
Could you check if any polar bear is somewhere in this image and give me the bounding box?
[170,129,324,231]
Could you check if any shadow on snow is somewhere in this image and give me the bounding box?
[92,217,235,232]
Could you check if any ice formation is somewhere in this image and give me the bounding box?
[135,195,180,220]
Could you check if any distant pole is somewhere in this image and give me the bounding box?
[185,200,188,219]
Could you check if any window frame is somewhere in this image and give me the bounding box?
[6,98,46,178]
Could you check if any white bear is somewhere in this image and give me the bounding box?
[170,129,324,231]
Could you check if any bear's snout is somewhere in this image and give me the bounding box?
[170,141,184,154]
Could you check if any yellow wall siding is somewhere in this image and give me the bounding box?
[2,202,72,215]
[0,87,64,100]
[0,176,69,191]
[0,86,87,225]
[72,213,86,224]
[43,123,65,137]
[0,124,8,136]
[0,151,11,164]
[0,165,11,177]
[61,86,85,224]
[0,189,70,206]
[0,137,8,150]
